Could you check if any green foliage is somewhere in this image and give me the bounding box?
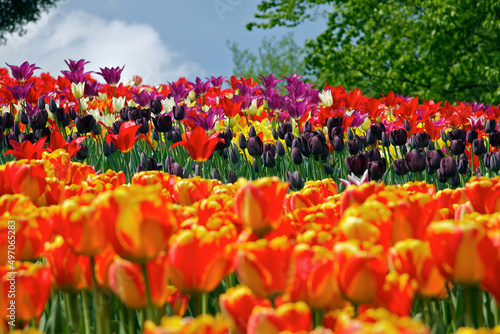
[248,0,500,104]
[228,32,309,83]
[0,0,61,43]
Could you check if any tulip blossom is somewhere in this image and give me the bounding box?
[247,302,312,334]
[102,120,152,153]
[96,65,124,86]
[4,137,48,160]
[465,176,500,214]
[171,126,225,163]
[6,61,40,83]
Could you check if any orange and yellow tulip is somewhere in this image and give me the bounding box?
[247,301,312,334]
[465,176,500,214]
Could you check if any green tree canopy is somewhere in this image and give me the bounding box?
[247,0,500,104]
[0,0,61,44]
[228,32,309,85]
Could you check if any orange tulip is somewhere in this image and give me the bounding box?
[44,236,92,292]
[57,193,106,256]
[427,219,495,285]
[1,262,51,323]
[102,120,152,153]
[167,286,190,317]
[234,177,288,235]
[0,194,35,215]
[334,241,388,305]
[144,315,229,334]
[172,177,220,206]
[96,185,178,263]
[389,239,447,299]
[168,224,235,296]
[234,236,293,300]
[219,285,271,334]
[0,215,44,265]
[6,161,47,204]
[94,246,116,290]
[171,126,224,163]
[247,302,312,334]
[465,176,500,214]
[340,181,385,214]
[435,188,467,219]
[286,244,344,310]
[108,252,169,309]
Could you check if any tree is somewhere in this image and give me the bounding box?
[247,0,500,104]
[0,0,61,44]
[228,32,310,84]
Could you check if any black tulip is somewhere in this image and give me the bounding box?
[38,96,46,110]
[447,128,466,142]
[170,162,183,177]
[75,145,89,160]
[372,123,385,140]
[291,147,303,165]
[103,141,111,157]
[227,171,237,184]
[4,132,18,149]
[450,139,466,155]
[49,97,58,114]
[148,158,160,171]
[302,120,312,133]
[324,163,334,175]
[366,148,382,163]
[153,114,172,133]
[368,160,386,180]
[152,128,160,141]
[284,132,294,148]
[381,132,390,147]
[484,153,491,168]
[76,114,97,134]
[109,141,117,154]
[390,129,408,146]
[171,130,182,144]
[440,157,457,178]
[347,127,354,141]
[426,149,444,170]
[165,130,173,141]
[253,158,260,173]
[457,158,468,174]
[1,112,14,129]
[309,136,324,156]
[28,109,47,130]
[366,128,376,145]
[68,107,77,120]
[286,170,304,190]
[405,149,426,172]
[485,119,496,133]
[55,108,70,127]
[248,125,256,138]
[427,140,435,151]
[327,116,342,131]
[404,118,412,133]
[20,133,36,144]
[450,173,461,187]
[12,122,20,137]
[272,128,278,140]
[489,130,500,147]
[238,133,247,149]
[345,153,368,175]
[229,147,239,164]
[136,164,146,173]
[466,130,478,144]
[140,152,148,169]
[20,110,28,125]
[247,136,263,157]
[472,138,487,156]
[490,152,500,172]
[393,159,409,176]
[347,138,363,155]
[150,98,163,114]
[263,150,276,168]
[37,127,51,141]
[437,168,448,183]
[173,105,186,121]
[413,132,430,148]
[332,136,344,152]
[212,168,222,181]
[329,126,344,140]
[276,140,285,156]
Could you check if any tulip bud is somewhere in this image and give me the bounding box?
[194,163,200,176]
[149,98,163,114]
[49,97,58,113]
[393,159,409,176]
[466,130,478,144]
[489,130,500,147]
[347,138,363,155]
[170,162,183,177]
[368,160,386,180]
[427,140,435,151]
[38,96,46,110]
[302,120,312,133]
[103,141,111,157]
[440,157,457,178]
[485,119,496,133]
[272,128,278,140]
[437,168,447,183]
[276,140,285,156]
[284,132,294,148]
[426,149,444,170]
[173,105,185,121]
[365,148,382,163]
[248,125,257,138]
[75,145,89,160]
[440,129,447,143]
[345,153,368,175]
[490,152,500,173]
[263,150,276,168]
[75,115,96,134]
[366,128,376,145]
[450,173,460,187]
[228,170,237,183]
[450,139,466,155]
[253,158,260,173]
[20,133,35,144]
[68,107,77,120]
[390,129,408,146]
[291,147,303,165]
[229,147,239,164]
[20,110,28,125]
[1,112,14,129]
[381,131,390,147]
[413,132,430,148]
[171,130,182,144]
[332,136,344,152]
[347,127,354,141]
[457,158,468,174]
[238,133,247,149]
[404,118,411,133]
[140,152,148,170]
[247,136,263,157]
[109,141,117,154]
[212,167,222,181]
[472,138,487,156]
[12,121,20,136]
[309,136,324,156]
[405,149,426,172]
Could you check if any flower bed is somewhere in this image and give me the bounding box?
[1,61,500,333]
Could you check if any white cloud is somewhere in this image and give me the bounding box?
[0,9,205,85]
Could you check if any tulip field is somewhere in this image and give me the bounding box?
[1,60,500,334]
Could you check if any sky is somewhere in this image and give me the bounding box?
[0,0,327,86]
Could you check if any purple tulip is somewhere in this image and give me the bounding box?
[190,77,211,95]
[169,81,192,104]
[131,89,165,107]
[61,59,92,84]
[6,83,32,102]
[209,76,226,88]
[6,61,40,83]
[97,65,125,86]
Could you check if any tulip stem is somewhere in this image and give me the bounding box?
[64,292,77,332]
[313,309,323,328]
[202,293,208,315]
[493,299,499,326]
[353,304,358,318]
[141,263,158,324]
[464,286,476,328]
[124,152,131,184]
[445,283,458,333]
[81,290,92,334]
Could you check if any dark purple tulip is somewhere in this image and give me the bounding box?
[381,132,390,147]
[466,130,478,144]
[390,128,408,146]
[485,119,496,133]
[28,109,48,130]
[489,130,500,147]
[68,107,78,121]
[171,130,182,144]
[440,157,457,178]
[347,127,355,141]
[347,138,363,155]
[327,117,343,131]
[309,136,324,156]
[103,141,111,157]
[19,110,28,125]
[150,98,163,115]
[329,126,344,139]
[55,108,70,127]
[277,122,292,139]
[450,173,461,187]
[227,171,237,184]
[84,80,101,97]
[75,145,89,160]
[38,96,46,110]
[4,132,18,149]
[484,153,492,168]
[366,148,382,163]
[457,158,468,174]
[405,149,426,172]
[229,147,239,164]
[370,123,385,140]
[153,114,172,133]
[291,147,303,165]
[136,118,149,135]
[284,132,294,148]
[437,168,448,183]
[253,158,260,173]
[412,132,430,148]
[393,159,409,176]
[190,77,211,96]
[404,118,412,133]
[426,149,445,170]
[247,136,263,157]
[6,61,40,83]
[302,120,312,133]
[37,127,51,141]
[490,152,500,172]
[286,170,304,190]
[447,128,466,142]
[450,139,466,155]
[366,128,376,145]
[368,160,386,180]
[238,133,247,149]
[248,125,257,138]
[324,163,334,175]
[96,65,124,86]
[472,138,487,156]
[276,140,285,156]
[332,136,344,152]
[111,120,124,135]
[20,133,36,144]
[1,112,14,129]
[170,163,183,178]
[212,168,222,181]
[345,153,368,176]
[75,115,96,134]
[263,150,276,168]
[12,122,20,137]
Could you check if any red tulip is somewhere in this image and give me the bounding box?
[102,120,152,153]
[171,126,224,163]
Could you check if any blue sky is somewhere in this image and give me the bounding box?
[1,0,327,85]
